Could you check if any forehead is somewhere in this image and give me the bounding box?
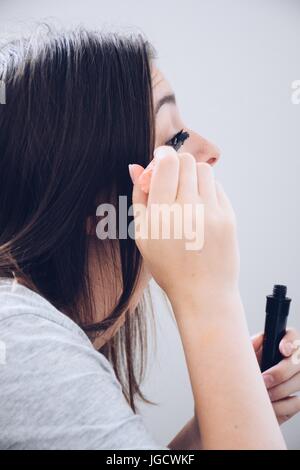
[151,66,174,104]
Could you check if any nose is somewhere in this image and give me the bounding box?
[185,129,221,166]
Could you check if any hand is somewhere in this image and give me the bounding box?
[252,328,300,424]
[129,145,240,309]
[190,328,300,445]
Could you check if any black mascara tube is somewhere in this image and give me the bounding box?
[260,285,291,373]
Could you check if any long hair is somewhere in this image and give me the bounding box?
[0,25,157,412]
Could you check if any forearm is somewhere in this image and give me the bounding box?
[168,416,202,450]
[172,290,287,450]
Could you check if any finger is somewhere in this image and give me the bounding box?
[130,164,148,243]
[252,332,264,352]
[215,180,236,219]
[251,332,264,363]
[272,396,300,423]
[196,162,218,206]
[262,355,300,389]
[176,152,198,202]
[130,164,148,207]
[279,328,300,357]
[137,160,156,194]
[148,146,179,205]
[268,372,300,402]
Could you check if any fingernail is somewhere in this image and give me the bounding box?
[263,374,274,388]
[138,160,155,194]
[281,341,293,356]
[153,145,174,161]
[128,164,136,184]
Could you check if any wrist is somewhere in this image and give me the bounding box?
[168,284,243,321]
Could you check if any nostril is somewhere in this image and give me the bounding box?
[207,157,218,166]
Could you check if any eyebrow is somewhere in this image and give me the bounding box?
[155,93,176,115]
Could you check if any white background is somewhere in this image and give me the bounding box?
[1,0,299,449]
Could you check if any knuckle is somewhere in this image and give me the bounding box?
[274,367,286,384]
[197,161,213,173]
[206,211,220,226]
[207,209,229,226]
[286,327,300,339]
[219,212,236,232]
[178,152,196,166]
[156,153,179,169]
[270,386,281,401]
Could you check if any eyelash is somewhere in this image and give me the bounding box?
[165,129,190,151]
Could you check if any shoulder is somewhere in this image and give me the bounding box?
[0,278,89,342]
[0,277,114,377]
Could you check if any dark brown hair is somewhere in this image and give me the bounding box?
[0,25,157,411]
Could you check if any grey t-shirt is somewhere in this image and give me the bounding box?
[0,278,168,450]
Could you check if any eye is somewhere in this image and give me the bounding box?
[165,129,190,151]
